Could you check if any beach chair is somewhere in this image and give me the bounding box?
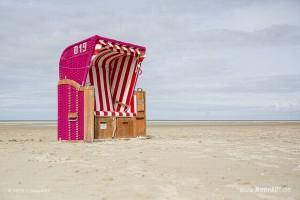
[58,35,146,142]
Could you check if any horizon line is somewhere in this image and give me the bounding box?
[0,119,299,122]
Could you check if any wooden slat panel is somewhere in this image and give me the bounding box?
[134,89,146,136]
[116,117,136,138]
[94,117,116,139]
[83,86,94,142]
[136,111,145,119]
[136,90,145,112]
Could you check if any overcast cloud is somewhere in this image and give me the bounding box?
[0,0,300,120]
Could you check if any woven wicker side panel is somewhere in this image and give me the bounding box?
[57,84,84,141]
[59,67,87,86]
[59,37,97,85]
[78,91,84,140]
[58,84,69,140]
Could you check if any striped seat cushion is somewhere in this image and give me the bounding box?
[94,94,137,117]
[95,111,136,117]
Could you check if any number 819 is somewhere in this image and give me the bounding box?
[74,42,87,55]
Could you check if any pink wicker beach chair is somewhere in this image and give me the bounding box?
[58,35,146,141]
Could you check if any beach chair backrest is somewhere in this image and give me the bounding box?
[86,39,145,115]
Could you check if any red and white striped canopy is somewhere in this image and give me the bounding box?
[86,40,145,117]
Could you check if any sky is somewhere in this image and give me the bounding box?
[0,0,300,120]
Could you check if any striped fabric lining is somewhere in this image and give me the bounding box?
[86,40,143,117]
[95,92,137,117]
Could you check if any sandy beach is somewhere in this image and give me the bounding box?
[0,121,299,200]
